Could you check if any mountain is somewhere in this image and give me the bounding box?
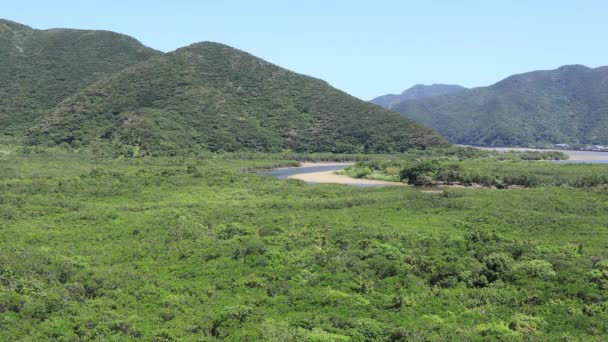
[27,42,447,154]
[393,65,608,146]
[0,19,161,136]
[370,84,466,109]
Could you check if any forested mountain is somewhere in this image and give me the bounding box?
[27,42,447,154]
[0,19,161,135]
[370,84,466,109]
[393,65,608,146]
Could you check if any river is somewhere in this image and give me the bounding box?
[258,162,408,187]
[258,162,452,190]
[259,148,608,187]
[474,147,608,163]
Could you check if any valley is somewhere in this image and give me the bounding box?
[2,13,608,341]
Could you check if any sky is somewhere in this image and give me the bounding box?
[3,1,608,100]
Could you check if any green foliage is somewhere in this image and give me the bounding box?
[22,43,445,155]
[343,151,608,188]
[399,160,440,185]
[0,19,160,136]
[508,314,544,335]
[394,65,608,146]
[26,42,447,154]
[512,260,556,280]
[482,252,513,282]
[1,148,608,339]
[589,260,608,289]
[2,19,444,154]
[475,322,520,339]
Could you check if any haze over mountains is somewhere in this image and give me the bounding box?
[1,19,446,153]
[392,65,608,147]
[370,84,466,109]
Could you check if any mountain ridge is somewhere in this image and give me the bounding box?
[26,41,447,153]
[393,64,608,146]
[0,18,162,136]
[370,84,466,109]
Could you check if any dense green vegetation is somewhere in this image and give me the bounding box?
[1,19,444,154]
[1,146,608,340]
[394,65,608,146]
[2,18,607,341]
[369,84,466,110]
[0,19,161,136]
[26,42,446,154]
[340,150,608,188]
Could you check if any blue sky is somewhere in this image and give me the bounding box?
[4,1,608,99]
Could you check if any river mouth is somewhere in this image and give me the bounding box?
[258,163,353,180]
[258,150,608,189]
[258,162,407,187]
[258,163,450,189]
[257,163,527,191]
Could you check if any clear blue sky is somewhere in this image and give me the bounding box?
[4,1,608,100]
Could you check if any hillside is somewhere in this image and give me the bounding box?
[370,84,466,109]
[393,65,608,146]
[27,42,447,154]
[0,19,161,136]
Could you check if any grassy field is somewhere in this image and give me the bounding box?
[1,148,608,340]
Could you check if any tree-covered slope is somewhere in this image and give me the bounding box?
[393,65,608,146]
[0,19,161,136]
[27,42,447,154]
[370,84,466,109]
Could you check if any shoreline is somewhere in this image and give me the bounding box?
[469,146,608,161]
[287,169,406,186]
[299,161,355,167]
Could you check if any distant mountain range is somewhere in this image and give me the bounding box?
[8,18,605,151]
[370,84,467,109]
[0,19,161,136]
[0,19,446,153]
[392,65,608,146]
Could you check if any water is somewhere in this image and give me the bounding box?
[553,159,608,164]
[551,150,608,163]
[473,146,608,164]
[258,164,399,187]
[258,150,608,189]
[258,164,350,180]
[259,164,445,189]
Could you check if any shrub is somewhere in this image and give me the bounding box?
[0,291,26,313]
[476,322,519,339]
[232,237,267,260]
[353,166,372,178]
[400,160,440,185]
[482,253,513,282]
[430,261,465,288]
[385,166,400,177]
[508,314,543,335]
[589,260,608,289]
[512,260,556,280]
